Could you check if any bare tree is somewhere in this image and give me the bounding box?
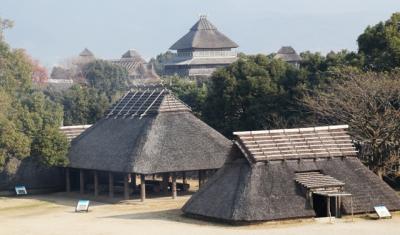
[303,71,400,179]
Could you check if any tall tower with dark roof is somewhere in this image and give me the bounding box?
[165,15,239,77]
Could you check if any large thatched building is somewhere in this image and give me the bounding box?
[65,86,233,200]
[165,16,239,77]
[183,125,400,223]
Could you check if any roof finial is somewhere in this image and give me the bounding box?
[199,14,207,20]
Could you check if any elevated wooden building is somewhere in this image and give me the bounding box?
[165,16,239,77]
[183,125,400,222]
[65,87,234,201]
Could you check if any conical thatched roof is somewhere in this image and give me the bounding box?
[170,16,239,50]
[183,125,400,222]
[79,48,94,57]
[274,46,302,62]
[121,49,146,62]
[68,88,233,174]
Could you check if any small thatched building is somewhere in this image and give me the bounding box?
[183,125,400,223]
[274,46,302,68]
[65,86,233,200]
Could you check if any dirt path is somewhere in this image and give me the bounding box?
[0,193,399,235]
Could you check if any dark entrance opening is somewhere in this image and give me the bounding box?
[313,194,338,217]
[313,194,327,217]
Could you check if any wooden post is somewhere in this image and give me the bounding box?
[108,172,114,198]
[140,174,146,202]
[94,171,99,197]
[131,173,136,191]
[198,170,203,189]
[327,196,331,222]
[162,173,169,193]
[79,169,84,194]
[172,173,177,199]
[65,168,71,193]
[182,172,187,192]
[124,173,129,200]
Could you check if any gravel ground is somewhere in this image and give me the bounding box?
[0,193,399,235]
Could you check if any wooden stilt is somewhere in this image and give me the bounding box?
[79,169,84,194]
[198,170,203,189]
[162,173,169,193]
[108,172,114,198]
[172,173,177,199]
[94,171,99,197]
[140,174,146,202]
[327,196,331,222]
[132,173,136,190]
[182,172,187,192]
[65,168,71,193]
[124,173,129,200]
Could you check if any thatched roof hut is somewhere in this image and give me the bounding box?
[183,125,400,223]
[68,87,232,174]
[65,86,233,200]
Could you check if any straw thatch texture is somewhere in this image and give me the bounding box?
[274,46,302,62]
[183,156,400,222]
[170,16,238,50]
[68,89,233,174]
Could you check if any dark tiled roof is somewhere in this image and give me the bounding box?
[274,46,302,62]
[234,125,357,163]
[170,16,239,50]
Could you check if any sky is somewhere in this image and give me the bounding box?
[1,0,400,68]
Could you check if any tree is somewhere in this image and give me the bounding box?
[358,12,400,71]
[303,71,400,178]
[202,55,306,137]
[0,32,68,171]
[149,51,176,75]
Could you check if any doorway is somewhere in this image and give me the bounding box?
[312,194,338,217]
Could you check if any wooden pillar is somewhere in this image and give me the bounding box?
[132,173,136,189]
[162,173,169,193]
[140,174,146,202]
[327,196,331,218]
[182,172,187,192]
[108,172,114,198]
[65,168,71,193]
[198,170,203,189]
[171,173,177,199]
[79,169,84,194]
[124,173,129,200]
[94,171,99,197]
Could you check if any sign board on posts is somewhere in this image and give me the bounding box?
[75,200,90,212]
[15,186,27,195]
[374,205,391,219]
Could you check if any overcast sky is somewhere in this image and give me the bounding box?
[2,0,400,67]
